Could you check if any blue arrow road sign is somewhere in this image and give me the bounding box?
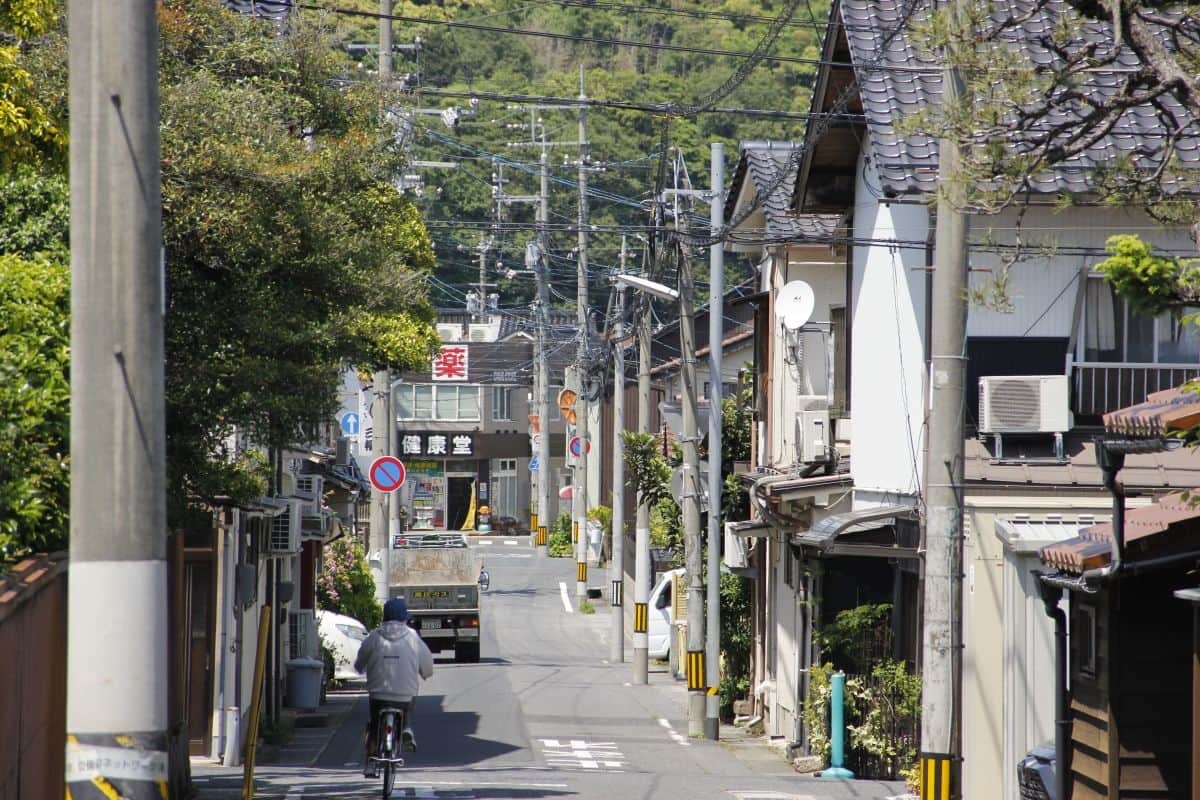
[340,411,360,436]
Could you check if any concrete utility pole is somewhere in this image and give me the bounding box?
[372,370,391,605]
[675,153,706,737]
[536,139,553,553]
[610,239,628,663]
[66,2,169,796]
[379,0,393,77]
[704,142,725,740]
[632,280,652,684]
[573,73,591,599]
[920,1,969,794]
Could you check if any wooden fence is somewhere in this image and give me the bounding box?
[0,553,68,799]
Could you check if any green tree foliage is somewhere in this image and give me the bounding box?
[0,0,65,168]
[0,253,69,564]
[152,0,441,514]
[1095,234,1200,317]
[14,1,443,526]
[317,534,382,629]
[0,163,69,566]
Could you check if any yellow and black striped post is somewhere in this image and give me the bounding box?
[531,512,538,531]
[633,602,648,633]
[577,561,587,582]
[573,521,579,544]
[686,650,705,691]
[537,526,547,546]
[919,752,956,800]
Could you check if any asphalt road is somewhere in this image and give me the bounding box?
[192,539,909,800]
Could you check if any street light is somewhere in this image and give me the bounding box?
[614,273,679,302]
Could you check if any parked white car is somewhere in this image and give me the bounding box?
[648,568,684,660]
[316,610,368,682]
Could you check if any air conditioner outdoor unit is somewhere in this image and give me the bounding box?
[267,500,302,554]
[724,522,749,569]
[795,395,831,464]
[979,375,1072,434]
[289,608,318,660]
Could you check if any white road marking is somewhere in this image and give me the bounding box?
[657,717,691,747]
[476,540,493,545]
[537,738,626,772]
[483,553,532,559]
[504,539,518,545]
[559,582,573,613]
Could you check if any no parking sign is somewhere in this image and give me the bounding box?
[369,456,406,493]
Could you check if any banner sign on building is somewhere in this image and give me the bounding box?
[432,345,469,381]
[400,432,474,457]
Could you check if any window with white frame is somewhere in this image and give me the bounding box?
[491,458,518,517]
[492,387,512,420]
[395,384,481,421]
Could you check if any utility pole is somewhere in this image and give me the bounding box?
[920,0,969,793]
[66,2,168,796]
[372,370,391,605]
[675,152,706,737]
[610,239,628,663]
[573,72,590,599]
[536,140,553,553]
[379,0,393,77]
[704,142,725,740]
[632,256,653,684]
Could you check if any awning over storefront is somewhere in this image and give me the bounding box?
[791,504,919,558]
[1104,385,1200,437]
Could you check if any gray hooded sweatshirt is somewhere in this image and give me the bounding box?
[354,621,434,702]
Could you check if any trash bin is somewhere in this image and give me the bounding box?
[285,657,324,710]
[586,521,603,563]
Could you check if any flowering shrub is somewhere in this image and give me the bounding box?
[318,534,381,629]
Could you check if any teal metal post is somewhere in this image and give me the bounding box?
[821,671,855,779]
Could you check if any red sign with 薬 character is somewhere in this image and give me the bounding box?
[432,345,468,381]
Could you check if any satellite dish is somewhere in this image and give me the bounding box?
[777,280,815,331]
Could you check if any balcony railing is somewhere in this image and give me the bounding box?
[1072,361,1200,416]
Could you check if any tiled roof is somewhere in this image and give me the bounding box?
[840,0,1200,197]
[964,436,1200,488]
[1104,385,1200,437]
[1040,491,1200,572]
[731,142,844,240]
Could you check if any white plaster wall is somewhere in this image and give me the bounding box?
[966,206,1194,339]
[762,253,844,470]
[850,157,929,496]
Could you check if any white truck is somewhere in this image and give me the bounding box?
[388,532,483,663]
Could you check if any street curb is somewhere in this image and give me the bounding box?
[308,693,360,767]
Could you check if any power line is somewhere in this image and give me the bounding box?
[287,0,836,67]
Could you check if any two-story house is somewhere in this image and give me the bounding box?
[736,0,1200,795]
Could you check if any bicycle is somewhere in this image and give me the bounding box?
[370,705,407,798]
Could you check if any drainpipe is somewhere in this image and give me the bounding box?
[1035,576,1068,800]
[1082,438,1125,586]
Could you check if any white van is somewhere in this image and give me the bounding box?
[647,568,684,660]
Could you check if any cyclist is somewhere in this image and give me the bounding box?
[354,597,434,778]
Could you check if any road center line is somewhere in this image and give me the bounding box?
[559,581,574,613]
